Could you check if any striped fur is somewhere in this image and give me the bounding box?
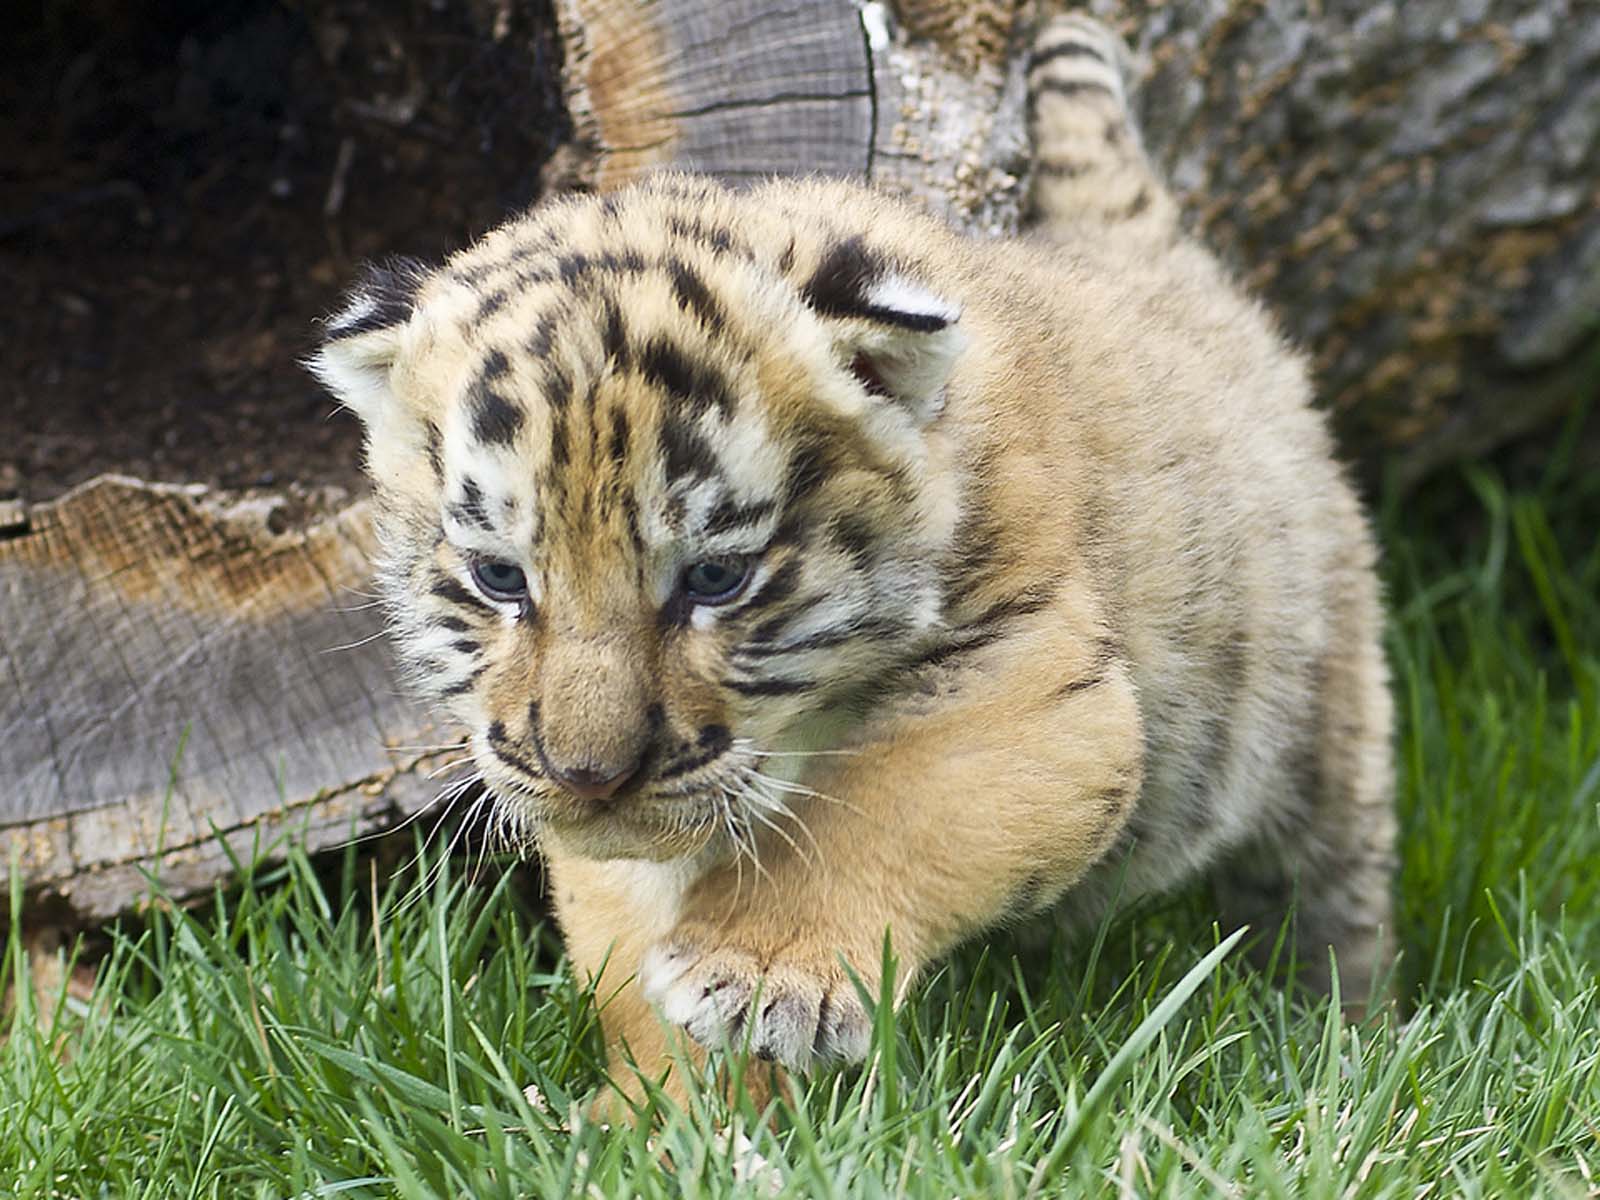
[312,14,1394,1112]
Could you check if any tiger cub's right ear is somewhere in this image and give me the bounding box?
[799,236,966,427]
[307,256,432,425]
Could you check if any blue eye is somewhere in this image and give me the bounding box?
[681,557,752,605]
[470,558,528,602]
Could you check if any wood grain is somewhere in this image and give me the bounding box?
[554,0,873,189]
[1,477,452,920]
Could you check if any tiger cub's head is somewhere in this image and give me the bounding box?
[311,176,968,861]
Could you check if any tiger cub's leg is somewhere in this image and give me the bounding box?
[1024,14,1179,246]
[1214,565,1399,1015]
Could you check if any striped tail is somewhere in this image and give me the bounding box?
[1024,14,1178,246]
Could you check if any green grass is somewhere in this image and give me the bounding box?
[5,438,1599,1197]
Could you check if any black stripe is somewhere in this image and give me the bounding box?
[704,496,776,537]
[1027,41,1107,73]
[492,742,544,781]
[475,288,508,322]
[622,489,645,556]
[955,585,1057,635]
[434,615,472,633]
[608,408,630,464]
[801,234,951,333]
[656,724,732,780]
[658,417,720,485]
[1031,78,1114,103]
[1054,669,1105,698]
[665,215,736,255]
[439,666,485,698]
[424,422,443,481]
[557,253,590,284]
[735,619,900,658]
[744,595,828,646]
[549,412,569,468]
[740,558,802,613]
[640,337,735,417]
[481,349,510,379]
[467,354,524,447]
[328,256,430,338]
[724,677,814,697]
[450,476,494,531]
[668,258,726,331]
[903,625,1011,672]
[1121,187,1151,220]
[802,235,881,319]
[601,300,629,370]
[450,639,481,656]
[828,512,876,570]
[1052,634,1122,698]
[783,443,831,507]
[545,364,572,411]
[430,575,495,616]
[527,313,558,359]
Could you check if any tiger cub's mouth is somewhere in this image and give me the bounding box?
[479,742,808,865]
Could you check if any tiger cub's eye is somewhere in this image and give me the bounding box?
[470,558,528,602]
[681,557,752,605]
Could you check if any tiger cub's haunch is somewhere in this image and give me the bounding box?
[312,13,1394,1105]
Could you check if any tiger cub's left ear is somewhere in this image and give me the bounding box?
[801,236,967,426]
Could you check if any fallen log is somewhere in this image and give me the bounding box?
[1,478,447,921]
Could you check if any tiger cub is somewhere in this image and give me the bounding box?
[311,13,1395,1109]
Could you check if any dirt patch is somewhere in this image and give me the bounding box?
[2,0,568,503]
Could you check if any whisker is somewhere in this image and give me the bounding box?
[743,748,862,758]
[320,628,392,654]
[744,768,868,819]
[426,755,476,781]
[392,774,480,917]
[735,766,826,865]
[740,788,814,869]
[720,789,770,889]
[386,739,473,754]
[721,796,749,911]
[332,767,478,853]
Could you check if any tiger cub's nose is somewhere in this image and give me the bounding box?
[542,754,642,802]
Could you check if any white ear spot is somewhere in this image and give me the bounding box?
[863,275,961,331]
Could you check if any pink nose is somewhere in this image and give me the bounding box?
[544,758,640,802]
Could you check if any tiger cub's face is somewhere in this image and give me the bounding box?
[312,178,968,860]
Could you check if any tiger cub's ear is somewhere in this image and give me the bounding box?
[307,256,432,425]
[800,236,966,426]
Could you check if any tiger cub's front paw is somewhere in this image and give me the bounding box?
[639,927,874,1072]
